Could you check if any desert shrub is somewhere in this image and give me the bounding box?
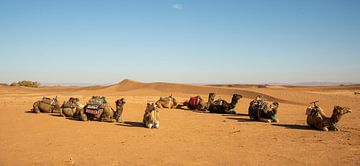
[10,80,40,88]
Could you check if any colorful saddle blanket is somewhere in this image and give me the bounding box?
[189,96,200,106]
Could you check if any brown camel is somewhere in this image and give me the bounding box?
[32,96,60,113]
[306,101,352,131]
[78,96,125,122]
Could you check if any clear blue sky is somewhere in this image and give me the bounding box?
[0,0,359,84]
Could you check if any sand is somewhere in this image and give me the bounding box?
[0,80,359,165]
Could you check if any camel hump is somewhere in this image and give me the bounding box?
[40,97,52,105]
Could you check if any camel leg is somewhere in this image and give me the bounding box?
[79,111,88,121]
[59,109,65,117]
[147,123,153,128]
[154,122,160,128]
[271,116,279,123]
[156,104,163,109]
[33,106,40,113]
[116,110,124,123]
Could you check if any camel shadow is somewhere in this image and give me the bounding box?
[226,117,256,122]
[271,124,313,131]
[24,110,35,113]
[49,113,63,117]
[222,113,248,117]
[116,121,144,128]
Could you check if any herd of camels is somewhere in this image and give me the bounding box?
[31,93,352,131]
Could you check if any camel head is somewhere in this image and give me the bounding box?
[270,102,279,110]
[115,98,126,107]
[332,106,352,123]
[208,93,215,103]
[268,102,279,115]
[69,97,79,103]
[146,102,157,112]
[231,94,243,104]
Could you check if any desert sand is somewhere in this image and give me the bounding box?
[0,79,359,165]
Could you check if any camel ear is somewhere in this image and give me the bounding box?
[334,105,342,110]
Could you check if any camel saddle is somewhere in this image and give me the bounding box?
[189,96,200,106]
[85,96,106,115]
[41,97,52,105]
[250,99,266,109]
[85,107,103,115]
[62,101,76,108]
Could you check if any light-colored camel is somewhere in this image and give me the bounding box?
[306,101,352,131]
[143,102,160,128]
[155,95,178,109]
[32,97,60,113]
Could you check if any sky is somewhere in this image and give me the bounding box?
[0,0,359,85]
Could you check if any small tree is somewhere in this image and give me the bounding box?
[9,80,40,88]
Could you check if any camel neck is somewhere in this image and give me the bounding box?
[230,98,238,108]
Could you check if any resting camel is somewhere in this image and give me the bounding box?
[306,101,352,131]
[78,96,125,122]
[143,102,160,128]
[155,95,178,109]
[207,93,242,114]
[248,96,280,123]
[176,96,207,111]
[60,97,83,117]
[32,96,60,113]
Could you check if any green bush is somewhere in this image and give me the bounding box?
[10,80,40,88]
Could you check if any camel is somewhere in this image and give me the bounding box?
[176,96,207,111]
[60,97,83,117]
[207,93,242,114]
[143,102,160,128]
[248,96,280,123]
[78,96,125,122]
[306,101,352,131]
[155,95,178,109]
[32,96,60,113]
[101,98,126,122]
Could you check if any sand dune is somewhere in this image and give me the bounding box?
[0,80,359,165]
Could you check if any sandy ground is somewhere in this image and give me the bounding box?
[0,80,359,165]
